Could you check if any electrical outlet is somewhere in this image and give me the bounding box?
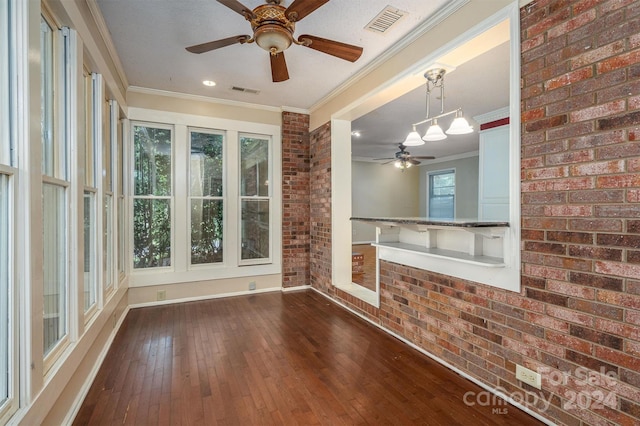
[157,290,166,301]
[516,364,541,389]
[249,281,256,291]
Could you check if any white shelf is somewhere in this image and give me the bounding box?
[373,242,505,268]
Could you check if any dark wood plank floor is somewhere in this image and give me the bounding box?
[74,290,544,425]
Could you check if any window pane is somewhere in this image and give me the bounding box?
[0,175,9,403]
[0,1,9,166]
[104,99,112,192]
[190,131,223,197]
[241,199,269,260]
[104,194,113,290]
[117,198,124,275]
[240,137,269,197]
[40,17,54,177]
[191,199,223,265]
[133,198,170,268]
[133,125,171,196]
[43,183,67,355]
[429,171,455,219]
[83,192,96,312]
[84,72,94,187]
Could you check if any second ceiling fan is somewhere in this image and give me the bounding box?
[186,0,364,82]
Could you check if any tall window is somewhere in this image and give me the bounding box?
[103,98,113,292]
[83,70,97,314]
[41,18,70,357]
[1,1,17,420]
[428,170,455,219]
[189,129,224,265]
[240,135,271,263]
[116,105,125,277]
[133,124,172,268]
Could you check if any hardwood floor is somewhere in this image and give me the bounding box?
[73,290,544,425]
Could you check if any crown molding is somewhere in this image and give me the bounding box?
[86,0,129,93]
[473,106,510,125]
[127,86,284,113]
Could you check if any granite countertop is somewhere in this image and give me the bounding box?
[350,216,509,228]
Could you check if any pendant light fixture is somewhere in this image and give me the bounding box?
[403,68,473,145]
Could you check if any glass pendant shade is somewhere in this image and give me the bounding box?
[446,116,473,135]
[422,120,446,141]
[403,130,424,146]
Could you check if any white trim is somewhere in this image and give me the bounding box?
[128,86,283,113]
[129,286,281,309]
[473,106,510,125]
[280,285,311,293]
[85,0,128,93]
[310,287,555,426]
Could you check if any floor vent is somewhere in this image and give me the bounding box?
[231,86,260,94]
[365,5,407,34]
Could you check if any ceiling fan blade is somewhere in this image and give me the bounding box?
[186,35,250,54]
[298,35,363,62]
[408,159,421,165]
[217,0,256,19]
[412,156,436,160]
[285,0,329,22]
[372,157,394,161]
[270,52,289,82]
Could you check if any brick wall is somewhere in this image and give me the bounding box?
[308,0,640,424]
[309,122,333,293]
[282,111,311,288]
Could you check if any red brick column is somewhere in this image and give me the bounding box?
[282,111,310,288]
[309,122,333,293]
[520,0,640,423]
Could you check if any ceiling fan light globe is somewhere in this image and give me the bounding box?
[255,25,293,53]
[422,123,446,141]
[446,117,473,135]
[403,131,424,146]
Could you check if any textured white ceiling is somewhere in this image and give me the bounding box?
[96,0,450,109]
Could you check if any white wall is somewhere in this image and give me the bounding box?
[419,155,479,219]
[351,161,420,242]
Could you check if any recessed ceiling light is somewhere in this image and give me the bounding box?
[202,80,216,87]
[351,131,361,137]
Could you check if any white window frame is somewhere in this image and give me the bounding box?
[41,22,79,373]
[82,70,98,319]
[188,127,226,269]
[238,133,273,266]
[427,168,456,219]
[0,0,17,421]
[127,108,282,287]
[130,121,175,272]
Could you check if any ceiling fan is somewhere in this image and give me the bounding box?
[186,0,364,82]
[373,143,435,168]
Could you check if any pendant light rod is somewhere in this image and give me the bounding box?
[412,107,462,127]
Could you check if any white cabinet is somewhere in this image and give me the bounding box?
[478,124,510,221]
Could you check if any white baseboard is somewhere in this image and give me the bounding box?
[281,284,311,292]
[128,286,282,309]
[309,286,555,426]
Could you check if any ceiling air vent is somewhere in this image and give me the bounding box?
[365,6,407,34]
[231,86,260,95]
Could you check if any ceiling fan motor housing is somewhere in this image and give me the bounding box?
[251,4,295,54]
